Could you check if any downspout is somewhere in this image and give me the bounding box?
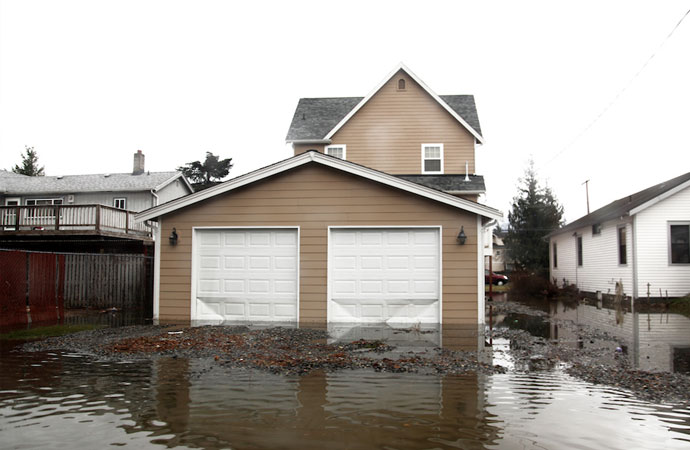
[151,189,159,208]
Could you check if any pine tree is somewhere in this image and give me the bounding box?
[505,161,564,271]
[178,152,233,191]
[12,146,45,176]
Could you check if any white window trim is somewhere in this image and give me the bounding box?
[668,221,690,266]
[4,197,20,206]
[617,225,628,266]
[421,143,444,174]
[26,198,63,205]
[114,197,127,210]
[325,145,347,160]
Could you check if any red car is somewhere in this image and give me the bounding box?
[485,270,509,286]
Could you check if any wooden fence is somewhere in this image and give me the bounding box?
[0,249,152,327]
[64,253,152,309]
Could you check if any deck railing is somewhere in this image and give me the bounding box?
[0,204,151,237]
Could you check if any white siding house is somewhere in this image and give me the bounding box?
[548,172,690,299]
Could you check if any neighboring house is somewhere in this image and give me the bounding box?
[490,228,508,273]
[547,171,690,299]
[1,151,193,252]
[137,64,502,326]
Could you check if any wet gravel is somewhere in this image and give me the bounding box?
[18,300,690,404]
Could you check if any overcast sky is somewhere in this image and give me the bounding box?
[1,1,688,223]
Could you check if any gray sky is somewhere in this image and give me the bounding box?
[1,0,688,223]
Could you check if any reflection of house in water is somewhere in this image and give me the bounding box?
[151,357,501,448]
[548,301,690,373]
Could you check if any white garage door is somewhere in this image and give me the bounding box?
[194,228,298,322]
[329,228,440,324]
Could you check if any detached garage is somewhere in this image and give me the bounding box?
[136,151,501,325]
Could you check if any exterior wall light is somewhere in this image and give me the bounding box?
[169,228,178,245]
[457,226,467,245]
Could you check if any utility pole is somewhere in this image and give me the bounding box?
[582,179,590,214]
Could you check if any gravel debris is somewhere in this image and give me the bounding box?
[19,300,690,404]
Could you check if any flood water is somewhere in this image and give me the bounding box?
[1,301,689,449]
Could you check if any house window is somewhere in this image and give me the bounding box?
[114,198,127,210]
[553,242,558,268]
[397,78,406,90]
[422,144,444,174]
[669,223,690,264]
[325,145,346,160]
[618,226,627,265]
[592,223,602,235]
[26,198,63,206]
[577,235,583,267]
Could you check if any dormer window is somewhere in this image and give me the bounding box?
[325,145,346,160]
[422,144,444,174]
[397,79,406,90]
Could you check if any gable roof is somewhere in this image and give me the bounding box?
[0,171,192,195]
[548,171,690,238]
[136,151,502,223]
[285,63,483,144]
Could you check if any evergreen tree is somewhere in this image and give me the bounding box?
[505,160,564,271]
[12,146,45,176]
[178,152,233,191]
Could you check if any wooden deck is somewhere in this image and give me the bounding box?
[0,204,152,240]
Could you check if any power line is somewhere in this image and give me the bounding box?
[544,8,690,167]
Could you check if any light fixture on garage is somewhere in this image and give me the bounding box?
[169,228,178,246]
[457,226,467,245]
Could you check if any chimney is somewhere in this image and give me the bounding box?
[133,150,145,175]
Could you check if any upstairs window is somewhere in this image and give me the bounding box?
[422,144,444,174]
[670,223,690,264]
[114,198,127,210]
[325,145,346,160]
[618,226,627,265]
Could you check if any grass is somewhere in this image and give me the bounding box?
[485,284,509,293]
[0,324,103,341]
[669,295,690,318]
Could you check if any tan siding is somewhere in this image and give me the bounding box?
[293,70,476,175]
[158,164,479,324]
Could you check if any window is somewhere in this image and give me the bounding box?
[26,198,63,206]
[577,235,583,267]
[669,223,690,264]
[618,226,627,265]
[114,198,127,210]
[553,242,558,268]
[422,144,444,174]
[397,78,406,90]
[325,145,346,160]
[592,223,602,235]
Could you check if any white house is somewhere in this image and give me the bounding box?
[548,171,690,299]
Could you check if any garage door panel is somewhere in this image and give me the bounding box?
[194,229,298,322]
[329,228,440,323]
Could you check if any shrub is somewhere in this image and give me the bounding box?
[508,269,557,300]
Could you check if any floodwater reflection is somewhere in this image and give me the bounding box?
[2,342,689,449]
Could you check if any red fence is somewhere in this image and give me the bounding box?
[0,250,65,326]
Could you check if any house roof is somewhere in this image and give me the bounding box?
[0,169,29,179]
[136,151,502,223]
[0,171,191,195]
[285,63,483,143]
[396,174,485,194]
[548,171,690,238]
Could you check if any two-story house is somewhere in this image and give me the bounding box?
[136,64,502,326]
[1,150,193,252]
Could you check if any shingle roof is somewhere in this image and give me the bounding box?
[285,95,482,142]
[0,169,29,178]
[548,171,690,238]
[1,171,184,195]
[396,174,485,193]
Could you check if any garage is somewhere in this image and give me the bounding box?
[328,227,441,324]
[193,228,298,322]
